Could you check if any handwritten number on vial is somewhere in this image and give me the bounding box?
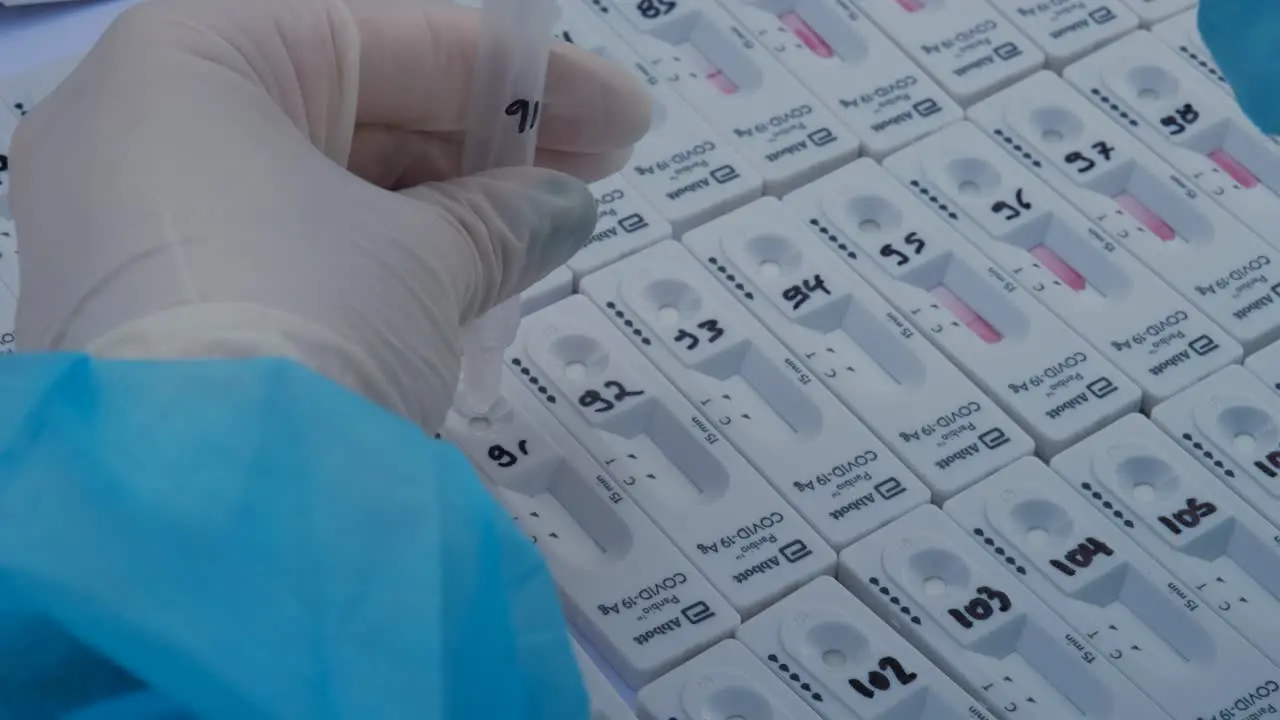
[674,319,725,351]
[848,656,919,699]
[488,439,530,469]
[506,99,540,134]
[1063,141,1116,174]
[636,0,676,18]
[947,586,1012,629]
[1160,103,1200,136]
[879,232,926,267]
[782,274,831,310]
[991,188,1032,221]
[578,381,645,413]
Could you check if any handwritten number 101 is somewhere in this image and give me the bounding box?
[506,99,541,134]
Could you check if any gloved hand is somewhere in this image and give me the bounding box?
[9,0,650,432]
[1199,0,1280,134]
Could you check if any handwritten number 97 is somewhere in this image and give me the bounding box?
[507,99,541,134]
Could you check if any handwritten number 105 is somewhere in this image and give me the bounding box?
[506,99,541,134]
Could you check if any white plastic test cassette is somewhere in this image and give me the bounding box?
[554,2,763,233]
[991,0,1138,71]
[682,199,1033,499]
[971,69,1280,354]
[522,266,574,317]
[887,119,1241,406]
[636,639,822,720]
[511,295,837,615]
[579,240,930,548]
[1151,10,1240,99]
[574,175,672,279]
[948,457,1277,720]
[442,370,738,686]
[848,0,1044,107]
[785,159,1141,457]
[711,0,962,158]
[579,0,858,195]
[838,504,1162,719]
[1153,366,1280,531]
[1052,414,1280,669]
[573,640,640,720]
[1065,32,1280,258]
[737,576,994,720]
[1245,341,1280,396]
[1112,0,1193,27]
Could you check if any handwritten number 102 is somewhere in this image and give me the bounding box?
[506,99,541,134]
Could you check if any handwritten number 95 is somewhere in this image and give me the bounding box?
[506,99,541,134]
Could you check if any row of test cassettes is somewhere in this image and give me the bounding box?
[438,1,1280,719]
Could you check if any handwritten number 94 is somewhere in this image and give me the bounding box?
[506,99,541,134]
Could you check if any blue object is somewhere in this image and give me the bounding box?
[1199,1,1280,135]
[0,353,588,719]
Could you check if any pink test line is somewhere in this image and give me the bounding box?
[684,44,738,95]
[895,0,924,10]
[1030,246,1087,291]
[779,11,834,58]
[1209,149,1260,188]
[1115,192,1177,241]
[932,286,1003,344]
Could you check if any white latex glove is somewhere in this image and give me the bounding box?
[8,0,651,431]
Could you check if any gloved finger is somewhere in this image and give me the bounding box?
[347,1,651,154]
[348,125,633,188]
[399,166,596,325]
[1198,1,1280,134]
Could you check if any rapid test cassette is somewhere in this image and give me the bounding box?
[682,199,1034,499]
[1150,9,1241,99]
[847,0,1044,107]
[554,2,763,233]
[522,266,575,317]
[636,639,822,720]
[1065,32,1280,255]
[578,240,930,548]
[573,640,640,720]
[574,176,672,279]
[1245,341,1280,395]
[947,457,1278,720]
[886,119,1241,406]
[1051,414,1280,669]
[1111,0,1193,28]
[709,0,963,158]
[1153,366,1280,531]
[989,0,1138,71]
[736,576,995,720]
[785,159,1141,458]
[510,295,836,616]
[442,370,739,686]
[969,69,1280,354]
[578,0,859,195]
[837,504,1164,719]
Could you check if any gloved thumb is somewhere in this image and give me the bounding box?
[399,166,597,326]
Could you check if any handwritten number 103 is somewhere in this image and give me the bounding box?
[507,99,541,134]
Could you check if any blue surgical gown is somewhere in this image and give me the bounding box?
[0,352,587,719]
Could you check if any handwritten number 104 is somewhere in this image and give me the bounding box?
[506,99,541,134]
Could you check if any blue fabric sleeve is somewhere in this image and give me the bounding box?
[1199,1,1280,135]
[0,353,588,719]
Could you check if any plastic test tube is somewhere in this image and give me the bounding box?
[456,0,559,417]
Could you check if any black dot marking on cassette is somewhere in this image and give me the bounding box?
[906,179,960,221]
[868,576,922,625]
[1177,45,1227,85]
[605,300,653,346]
[1089,87,1141,128]
[1081,481,1134,528]
[972,528,1027,575]
[589,0,610,13]
[765,654,824,703]
[707,257,756,300]
[991,129,1043,169]
[808,218,858,261]
[507,357,557,404]
[1182,432,1237,478]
